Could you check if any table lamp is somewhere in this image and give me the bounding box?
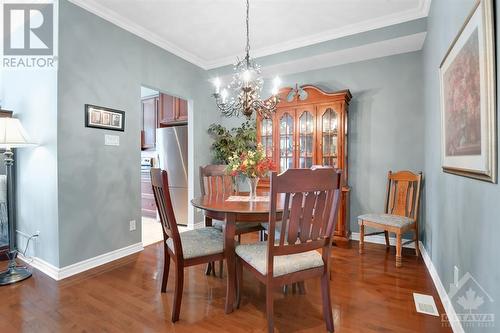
[0,117,34,285]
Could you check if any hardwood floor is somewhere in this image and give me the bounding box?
[0,237,451,332]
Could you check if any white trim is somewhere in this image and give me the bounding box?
[350,231,416,249]
[206,0,431,69]
[19,242,144,281]
[67,0,207,68]
[418,242,464,333]
[18,254,60,281]
[67,0,431,70]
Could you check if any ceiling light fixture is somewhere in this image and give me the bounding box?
[212,0,280,119]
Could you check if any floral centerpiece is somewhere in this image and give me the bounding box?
[226,144,275,199]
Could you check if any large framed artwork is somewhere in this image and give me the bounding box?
[440,0,496,183]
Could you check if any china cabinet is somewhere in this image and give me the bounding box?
[257,85,352,242]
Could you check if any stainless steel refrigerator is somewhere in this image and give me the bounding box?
[156,125,188,226]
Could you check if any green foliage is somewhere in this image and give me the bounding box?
[207,121,257,164]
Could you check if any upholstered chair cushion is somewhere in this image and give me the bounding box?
[166,227,223,259]
[358,213,414,228]
[212,220,262,231]
[235,241,324,277]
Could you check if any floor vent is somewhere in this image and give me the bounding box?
[413,293,439,316]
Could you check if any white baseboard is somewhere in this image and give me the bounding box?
[19,242,143,281]
[350,231,415,249]
[418,242,464,333]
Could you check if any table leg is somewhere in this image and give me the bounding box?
[224,212,236,314]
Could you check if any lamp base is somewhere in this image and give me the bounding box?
[0,263,32,286]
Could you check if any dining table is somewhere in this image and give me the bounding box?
[191,191,283,314]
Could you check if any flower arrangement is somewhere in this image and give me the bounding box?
[226,144,275,179]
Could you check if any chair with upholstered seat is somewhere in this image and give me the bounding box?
[199,165,264,276]
[358,170,423,267]
[151,168,225,322]
[235,168,342,333]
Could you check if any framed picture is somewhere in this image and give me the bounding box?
[440,0,496,183]
[85,104,125,132]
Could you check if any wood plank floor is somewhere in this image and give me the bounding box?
[0,237,451,332]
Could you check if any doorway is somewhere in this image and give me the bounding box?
[140,86,190,247]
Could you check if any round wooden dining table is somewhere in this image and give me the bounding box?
[191,192,283,314]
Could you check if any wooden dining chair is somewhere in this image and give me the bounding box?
[358,170,423,267]
[151,168,225,322]
[199,165,264,277]
[235,168,342,333]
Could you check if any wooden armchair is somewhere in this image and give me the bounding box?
[151,168,225,322]
[358,170,423,267]
[235,168,342,333]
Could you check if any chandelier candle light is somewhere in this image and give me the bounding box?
[212,0,281,119]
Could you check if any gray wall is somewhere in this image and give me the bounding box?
[422,0,499,329]
[57,0,214,267]
[2,68,60,267]
[216,51,425,233]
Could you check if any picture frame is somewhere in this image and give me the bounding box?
[85,104,125,132]
[439,0,496,183]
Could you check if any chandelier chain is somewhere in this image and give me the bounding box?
[245,0,250,62]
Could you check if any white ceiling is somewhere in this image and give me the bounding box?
[69,0,431,70]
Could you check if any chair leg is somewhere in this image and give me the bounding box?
[298,281,306,295]
[396,232,402,268]
[321,269,334,333]
[219,260,224,278]
[359,224,365,254]
[205,262,213,276]
[384,231,390,248]
[236,257,243,309]
[415,230,420,257]
[172,263,184,322]
[161,249,170,293]
[266,284,274,333]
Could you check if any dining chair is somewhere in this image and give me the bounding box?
[235,168,342,333]
[358,170,423,267]
[151,168,225,322]
[199,165,264,277]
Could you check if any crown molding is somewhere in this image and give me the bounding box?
[67,0,207,69]
[213,32,426,83]
[68,0,431,70]
[204,0,432,69]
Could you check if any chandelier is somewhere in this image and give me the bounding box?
[212,0,280,119]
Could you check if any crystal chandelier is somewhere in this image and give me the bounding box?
[212,0,281,119]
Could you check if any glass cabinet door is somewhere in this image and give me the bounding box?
[298,110,314,168]
[279,112,294,172]
[321,108,338,167]
[260,118,273,159]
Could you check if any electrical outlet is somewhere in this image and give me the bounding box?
[129,220,136,231]
[454,266,460,287]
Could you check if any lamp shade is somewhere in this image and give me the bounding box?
[0,118,34,148]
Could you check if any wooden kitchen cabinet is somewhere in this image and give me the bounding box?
[158,94,188,125]
[141,96,158,150]
[141,172,157,218]
[257,85,352,243]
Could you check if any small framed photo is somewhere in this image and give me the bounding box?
[85,104,125,132]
